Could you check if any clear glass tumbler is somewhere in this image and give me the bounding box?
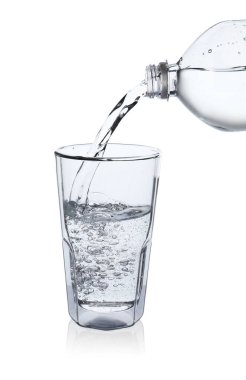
[55,144,160,330]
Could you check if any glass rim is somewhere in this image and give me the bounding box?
[55,143,161,162]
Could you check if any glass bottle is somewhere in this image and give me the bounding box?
[146,20,246,131]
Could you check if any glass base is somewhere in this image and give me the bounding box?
[70,305,141,330]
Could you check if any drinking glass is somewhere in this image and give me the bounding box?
[55,143,160,330]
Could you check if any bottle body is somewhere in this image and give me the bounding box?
[146,20,246,131]
[177,66,246,131]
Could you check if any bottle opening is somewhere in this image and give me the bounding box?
[145,62,169,99]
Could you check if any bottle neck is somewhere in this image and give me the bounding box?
[145,61,178,99]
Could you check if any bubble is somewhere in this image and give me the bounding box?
[76,262,84,271]
[72,236,82,241]
[98,282,108,290]
[84,281,93,288]
[108,264,115,270]
[102,246,111,252]
[74,246,80,254]
[85,265,100,272]
[87,246,101,255]
[238,51,241,54]
[99,231,108,237]
[96,259,109,265]
[113,271,121,277]
[208,49,212,53]
[84,288,94,294]
[109,240,119,245]
[83,274,91,281]
[244,37,246,41]
[122,267,129,272]
[119,259,129,266]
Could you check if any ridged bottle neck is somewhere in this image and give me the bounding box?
[145,62,178,99]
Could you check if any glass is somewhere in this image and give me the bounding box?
[55,143,160,330]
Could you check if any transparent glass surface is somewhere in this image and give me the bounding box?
[55,144,160,330]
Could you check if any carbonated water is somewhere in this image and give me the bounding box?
[64,201,151,312]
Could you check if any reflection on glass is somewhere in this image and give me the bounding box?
[66,319,145,354]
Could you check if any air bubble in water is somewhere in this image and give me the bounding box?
[96,259,109,265]
[208,49,212,53]
[109,240,119,245]
[98,282,108,290]
[119,259,129,266]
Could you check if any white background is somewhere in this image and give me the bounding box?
[1,1,246,379]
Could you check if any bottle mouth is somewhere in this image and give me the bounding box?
[145,62,169,99]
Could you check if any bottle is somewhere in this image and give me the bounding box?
[146,20,246,131]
